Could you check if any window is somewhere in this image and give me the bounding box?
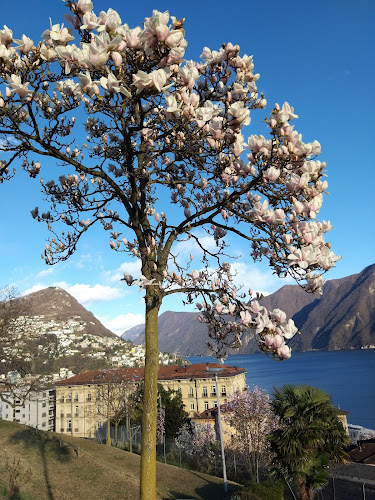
[42,402,46,407]
[188,387,194,397]
[22,414,25,419]
[75,406,79,417]
[221,386,226,396]
[87,393,92,402]
[211,385,216,396]
[74,394,78,402]
[96,392,101,401]
[42,412,47,417]
[96,421,102,430]
[97,406,101,414]
[202,386,208,397]
[190,402,195,411]
[204,401,209,411]
[43,392,47,398]
[67,394,72,402]
[42,422,46,427]
[213,402,218,408]
[60,396,64,403]
[67,420,72,431]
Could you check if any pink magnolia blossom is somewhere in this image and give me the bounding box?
[0,25,13,45]
[277,345,292,359]
[14,35,33,54]
[7,75,32,98]
[77,0,93,14]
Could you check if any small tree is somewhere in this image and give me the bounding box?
[94,369,137,446]
[0,286,47,418]
[223,387,278,482]
[175,421,217,472]
[157,384,190,440]
[268,385,350,500]
[0,3,339,497]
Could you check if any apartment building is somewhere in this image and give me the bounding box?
[0,387,55,431]
[54,363,247,438]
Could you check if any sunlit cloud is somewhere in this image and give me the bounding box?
[98,313,144,337]
[36,268,54,278]
[104,260,142,283]
[173,232,217,259]
[23,282,124,305]
[75,253,105,270]
[230,261,293,295]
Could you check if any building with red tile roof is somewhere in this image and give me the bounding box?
[54,363,246,438]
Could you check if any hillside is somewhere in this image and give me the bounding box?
[0,287,149,377]
[123,264,375,355]
[0,420,240,500]
[17,286,116,338]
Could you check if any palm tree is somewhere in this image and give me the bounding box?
[268,385,349,500]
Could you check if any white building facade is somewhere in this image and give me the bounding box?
[0,387,55,431]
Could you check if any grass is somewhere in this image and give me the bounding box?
[0,420,242,500]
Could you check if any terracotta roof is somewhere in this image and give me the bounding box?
[54,363,246,387]
[347,439,375,465]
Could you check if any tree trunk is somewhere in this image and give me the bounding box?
[140,288,160,500]
[297,477,314,500]
[106,402,111,447]
[128,415,133,453]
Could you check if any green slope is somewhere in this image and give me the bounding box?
[0,420,240,500]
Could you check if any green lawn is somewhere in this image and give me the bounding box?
[0,420,241,500]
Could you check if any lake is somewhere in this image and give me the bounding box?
[188,350,375,430]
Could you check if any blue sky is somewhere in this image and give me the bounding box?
[0,0,374,335]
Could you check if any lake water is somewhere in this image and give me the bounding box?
[188,350,375,430]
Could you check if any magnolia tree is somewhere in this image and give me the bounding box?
[175,421,217,471]
[0,1,339,498]
[223,387,278,482]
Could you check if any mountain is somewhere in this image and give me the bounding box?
[122,264,375,355]
[17,286,116,338]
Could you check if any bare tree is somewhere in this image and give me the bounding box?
[95,369,137,447]
[0,286,44,418]
[0,3,339,498]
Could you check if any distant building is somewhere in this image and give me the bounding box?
[334,406,350,436]
[0,387,55,431]
[54,363,247,438]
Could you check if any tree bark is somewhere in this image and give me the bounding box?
[297,477,314,500]
[106,391,111,446]
[128,415,133,453]
[140,288,160,500]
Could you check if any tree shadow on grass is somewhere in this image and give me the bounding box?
[8,428,75,500]
[165,470,242,500]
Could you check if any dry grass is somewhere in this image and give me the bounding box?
[0,420,241,499]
